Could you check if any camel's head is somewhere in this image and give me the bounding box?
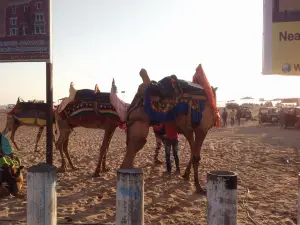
[111,78,117,94]
[0,157,25,198]
[135,68,151,96]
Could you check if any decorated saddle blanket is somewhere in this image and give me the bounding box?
[7,102,53,126]
[59,99,124,128]
[58,91,111,114]
[144,88,206,125]
[140,76,212,125]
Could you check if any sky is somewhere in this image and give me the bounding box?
[0,0,300,105]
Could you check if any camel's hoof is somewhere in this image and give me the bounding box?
[0,186,10,198]
[175,170,181,175]
[154,160,163,165]
[182,173,190,181]
[56,167,67,173]
[101,167,110,173]
[12,193,26,200]
[195,186,206,195]
[71,166,79,171]
[93,172,100,177]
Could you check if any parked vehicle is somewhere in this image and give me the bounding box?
[280,107,300,128]
[258,107,280,124]
[240,106,252,121]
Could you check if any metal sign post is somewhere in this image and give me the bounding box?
[46,62,53,165]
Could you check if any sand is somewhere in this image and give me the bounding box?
[0,110,299,224]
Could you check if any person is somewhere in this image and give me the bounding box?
[222,108,228,127]
[230,109,235,126]
[164,123,180,174]
[235,108,242,126]
[152,124,166,164]
[0,132,13,158]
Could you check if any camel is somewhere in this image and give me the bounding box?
[119,64,220,194]
[55,83,124,175]
[2,97,57,152]
[110,79,165,164]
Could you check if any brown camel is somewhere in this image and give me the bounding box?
[55,83,124,175]
[2,98,57,152]
[120,65,219,193]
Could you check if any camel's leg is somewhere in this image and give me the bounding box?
[53,122,58,135]
[62,135,78,170]
[34,127,44,152]
[93,126,116,176]
[120,121,150,168]
[2,126,9,135]
[180,130,194,181]
[52,134,56,146]
[192,129,207,194]
[55,131,69,173]
[10,125,21,151]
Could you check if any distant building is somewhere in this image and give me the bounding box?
[5,0,49,37]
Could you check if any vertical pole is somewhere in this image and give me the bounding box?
[207,171,237,225]
[27,163,57,225]
[298,173,300,225]
[116,168,144,225]
[46,62,53,165]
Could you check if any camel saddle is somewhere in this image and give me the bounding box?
[13,102,47,113]
[148,75,207,100]
[74,90,110,104]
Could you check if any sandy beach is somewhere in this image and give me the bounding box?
[0,109,299,224]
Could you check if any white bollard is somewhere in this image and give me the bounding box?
[297,173,300,225]
[207,171,237,225]
[116,168,144,225]
[27,163,57,225]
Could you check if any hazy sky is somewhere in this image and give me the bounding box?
[0,0,300,105]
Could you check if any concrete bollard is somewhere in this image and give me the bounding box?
[116,168,144,225]
[27,163,57,225]
[207,171,237,225]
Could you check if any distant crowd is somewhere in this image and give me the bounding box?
[221,108,243,127]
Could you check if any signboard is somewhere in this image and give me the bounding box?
[262,0,300,75]
[0,0,51,62]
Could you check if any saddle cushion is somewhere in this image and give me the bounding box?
[74,90,111,103]
[147,76,207,98]
[10,102,48,114]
